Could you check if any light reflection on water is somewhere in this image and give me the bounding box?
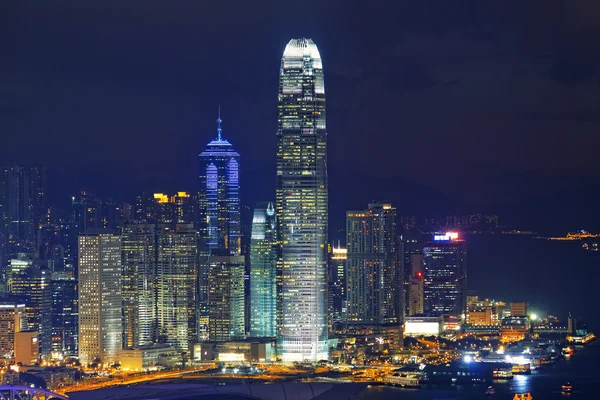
[355,343,599,399]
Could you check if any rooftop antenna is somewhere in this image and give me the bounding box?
[217,105,222,140]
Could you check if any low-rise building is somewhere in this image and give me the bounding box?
[404,315,443,337]
[119,345,181,371]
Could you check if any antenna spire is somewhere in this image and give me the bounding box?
[217,106,222,140]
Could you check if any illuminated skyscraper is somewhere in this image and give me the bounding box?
[328,244,347,327]
[121,224,197,352]
[40,271,78,359]
[198,114,241,256]
[78,230,122,366]
[250,202,277,338]
[198,114,243,341]
[276,38,328,362]
[423,233,467,316]
[346,202,400,325]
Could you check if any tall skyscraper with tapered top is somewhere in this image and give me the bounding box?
[276,38,328,362]
[198,113,244,341]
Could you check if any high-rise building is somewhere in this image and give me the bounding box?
[328,243,347,328]
[8,265,51,332]
[198,114,241,256]
[135,192,195,224]
[423,232,467,317]
[198,114,242,341]
[78,230,122,366]
[40,272,78,359]
[156,224,197,352]
[121,224,197,352]
[0,301,27,365]
[346,202,401,325]
[249,202,278,338]
[509,302,527,318]
[207,254,245,342]
[276,38,328,362]
[0,166,47,272]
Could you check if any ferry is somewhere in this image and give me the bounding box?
[382,372,421,388]
[562,383,573,393]
[513,393,533,400]
[492,367,513,380]
[511,364,531,374]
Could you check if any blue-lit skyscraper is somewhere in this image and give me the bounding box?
[423,233,467,317]
[198,114,243,341]
[276,38,328,362]
[250,202,277,338]
[199,115,241,255]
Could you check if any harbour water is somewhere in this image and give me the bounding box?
[355,341,600,399]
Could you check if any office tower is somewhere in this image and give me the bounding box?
[121,224,156,349]
[328,243,347,327]
[8,265,51,331]
[40,272,78,359]
[198,115,241,255]
[0,166,47,266]
[402,233,422,318]
[78,230,122,366]
[276,38,328,362]
[408,261,424,316]
[0,301,27,365]
[346,202,400,325]
[423,232,467,317]
[135,192,195,224]
[249,202,278,338]
[207,254,245,342]
[198,114,243,341]
[156,224,197,351]
[122,224,197,352]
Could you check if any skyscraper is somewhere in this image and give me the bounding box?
[121,223,197,352]
[78,230,122,366]
[0,165,47,274]
[207,254,245,342]
[198,114,241,256]
[40,271,78,359]
[276,38,328,362]
[346,202,401,325]
[328,244,347,328]
[198,114,243,341]
[423,232,467,317]
[250,202,278,338]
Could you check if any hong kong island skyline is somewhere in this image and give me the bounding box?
[2,2,599,399]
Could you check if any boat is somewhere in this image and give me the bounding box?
[562,383,573,393]
[513,394,533,400]
[382,372,421,388]
[492,367,513,380]
[485,386,495,395]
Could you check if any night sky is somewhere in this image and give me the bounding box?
[3,0,600,231]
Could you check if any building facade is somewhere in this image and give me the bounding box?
[0,302,27,365]
[276,38,328,362]
[328,244,347,327]
[78,230,122,365]
[249,202,278,338]
[121,224,197,352]
[346,202,401,325]
[198,115,242,341]
[207,255,245,342]
[423,233,467,317]
[40,272,78,359]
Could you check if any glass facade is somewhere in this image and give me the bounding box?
[276,38,328,362]
[78,230,122,365]
[346,203,400,325]
[198,116,242,341]
[121,224,197,352]
[250,202,277,338]
[40,272,78,359]
[423,236,467,317]
[207,255,245,342]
